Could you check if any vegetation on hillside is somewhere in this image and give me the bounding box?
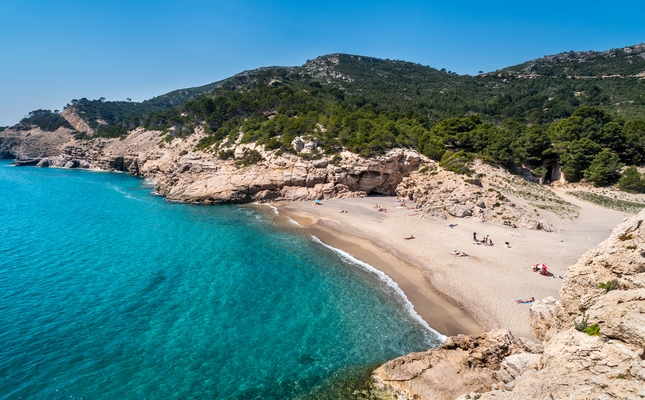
[18,44,645,191]
[18,109,72,132]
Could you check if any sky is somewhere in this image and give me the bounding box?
[1,0,644,126]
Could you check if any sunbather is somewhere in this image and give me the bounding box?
[516,297,535,304]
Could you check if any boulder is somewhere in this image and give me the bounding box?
[528,296,559,342]
[448,204,472,218]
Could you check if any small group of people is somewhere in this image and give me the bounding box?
[450,250,468,257]
[503,220,518,228]
[373,204,387,212]
[473,232,493,246]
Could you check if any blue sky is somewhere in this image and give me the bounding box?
[1,0,644,126]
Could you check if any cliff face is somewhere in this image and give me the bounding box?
[0,127,422,203]
[373,210,645,400]
[61,108,94,135]
[0,126,74,160]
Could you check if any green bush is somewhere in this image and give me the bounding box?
[439,150,474,175]
[584,323,601,337]
[236,149,263,167]
[584,149,623,186]
[218,149,235,160]
[598,279,618,292]
[574,313,589,331]
[618,166,645,193]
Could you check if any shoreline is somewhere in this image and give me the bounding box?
[268,203,486,337]
[263,196,632,339]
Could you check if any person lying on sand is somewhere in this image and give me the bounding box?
[450,250,468,257]
[516,297,535,304]
[403,235,415,240]
[378,208,387,212]
[448,224,458,228]
[339,210,348,213]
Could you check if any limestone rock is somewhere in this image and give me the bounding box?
[372,329,541,400]
[528,296,559,342]
[61,108,94,134]
[291,136,305,152]
[447,204,472,218]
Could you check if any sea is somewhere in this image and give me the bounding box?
[0,160,443,399]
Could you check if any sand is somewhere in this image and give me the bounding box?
[271,194,634,339]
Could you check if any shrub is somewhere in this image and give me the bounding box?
[236,149,263,167]
[574,313,589,331]
[439,150,474,175]
[584,323,601,337]
[218,149,235,160]
[598,279,618,292]
[584,149,623,186]
[618,166,645,193]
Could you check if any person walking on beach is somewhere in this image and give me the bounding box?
[473,232,478,242]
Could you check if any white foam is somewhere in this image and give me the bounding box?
[310,235,446,343]
[286,217,301,226]
[254,203,279,215]
[106,184,143,202]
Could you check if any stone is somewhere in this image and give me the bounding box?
[447,204,472,218]
[291,136,305,152]
[528,296,559,342]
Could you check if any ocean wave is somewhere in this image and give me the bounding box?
[254,203,279,215]
[287,217,301,226]
[310,236,446,343]
[106,184,143,201]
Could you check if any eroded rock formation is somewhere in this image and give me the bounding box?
[396,160,558,231]
[1,127,422,203]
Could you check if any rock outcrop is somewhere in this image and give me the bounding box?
[396,160,559,231]
[1,127,422,203]
[373,210,645,400]
[373,330,542,400]
[61,108,94,134]
[0,126,74,160]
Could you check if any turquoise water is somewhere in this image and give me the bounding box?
[0,160,441,399]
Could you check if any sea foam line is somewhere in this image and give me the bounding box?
[310,235,446,342]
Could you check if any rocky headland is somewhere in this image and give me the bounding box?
[373,210,645,400]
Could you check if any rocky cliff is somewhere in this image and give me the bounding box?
[373,210,645,400]
[0,127,422,203]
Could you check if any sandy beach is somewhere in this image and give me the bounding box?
[271,193,635,339]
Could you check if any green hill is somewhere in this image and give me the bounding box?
[23,43,644,190]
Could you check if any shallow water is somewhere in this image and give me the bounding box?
[0,161,441,399]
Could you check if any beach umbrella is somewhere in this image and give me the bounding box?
[535,263,549,270]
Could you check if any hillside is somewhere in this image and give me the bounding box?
[18,42,641,137]
[4,43,645,191]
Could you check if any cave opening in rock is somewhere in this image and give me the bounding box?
[545,166,553,184]
[0,150,16,160]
